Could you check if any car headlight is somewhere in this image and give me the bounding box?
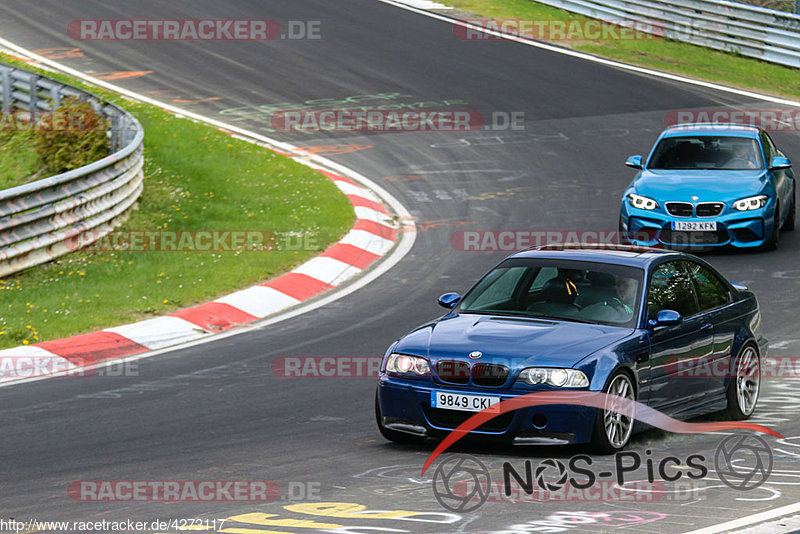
[385,353,430,377]
[519,368,589,387]
[627,193,659,210]
[733,195,768,211]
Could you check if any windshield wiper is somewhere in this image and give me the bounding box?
[463,310,599,324]
[525,313,598,324]
[461,310,522,317]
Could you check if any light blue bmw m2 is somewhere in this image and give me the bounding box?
[620,124,795,250]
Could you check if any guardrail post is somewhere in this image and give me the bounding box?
[110,111,121,151]
[28,72,39,110]
[50,83,62,109]
[1,67,10,111]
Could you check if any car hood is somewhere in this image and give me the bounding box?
[394,313,633,368]
[634,169,766,203]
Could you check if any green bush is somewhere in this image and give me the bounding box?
[31,96,110,174]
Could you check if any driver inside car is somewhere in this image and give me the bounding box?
[727,143,758,169]
[609,275,637,317]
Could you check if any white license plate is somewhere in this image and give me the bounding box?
[431,391,500,412]
[672,221,717,231]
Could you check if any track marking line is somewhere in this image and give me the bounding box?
[681,502,800,534]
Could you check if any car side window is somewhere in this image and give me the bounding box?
[686,262,730,311]
[760,132,773,161]
[764,132,781,156]
[647,262,700,319]
[467,266,528,309]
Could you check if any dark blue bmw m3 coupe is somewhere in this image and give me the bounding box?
[376,244,766,452]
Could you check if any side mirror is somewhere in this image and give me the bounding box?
[729,280,748,291]
[438,292,461,309]
[770,156,792,170]
[625,155,643,169]
[648,309,682,329]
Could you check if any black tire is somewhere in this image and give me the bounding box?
[759,204,780,252]
[783,186,795,231]
[590,370,636,454]
[725,344,761,420]
[375,391,426,444]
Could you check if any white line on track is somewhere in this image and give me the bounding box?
[681,502,800,533]
[392,0,453,8]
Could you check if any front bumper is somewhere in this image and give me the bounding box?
[620,202,775,249]
[377,376,596,444]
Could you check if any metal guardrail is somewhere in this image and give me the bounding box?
[530,0,800,68]
[0,62,144,278]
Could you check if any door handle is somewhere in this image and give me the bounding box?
[700,323,713,331]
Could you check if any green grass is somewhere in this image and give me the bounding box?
[0,129,45,189]
[447,0,800,101]
[0,54,355,348]
[738,0,793,12]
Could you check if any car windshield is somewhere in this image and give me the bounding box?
[458,258,643,327]
[647,135,763,170]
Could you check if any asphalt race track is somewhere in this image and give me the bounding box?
[2,1,800,532]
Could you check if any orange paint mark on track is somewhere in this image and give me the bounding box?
[93,70,153,81]
[294,145,373,156]
[172,97,223,104]
[32,47,83,59]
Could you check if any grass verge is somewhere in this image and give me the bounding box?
[0,130,43,189]
[0,53,355,348]
[445,0,800,102]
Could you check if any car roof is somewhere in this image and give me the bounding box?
[662,123,761,139]
[510,243,685,268]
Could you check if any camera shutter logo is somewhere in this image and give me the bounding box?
[432,454,490,512]
[714,433,773,490]
[535,459,569,491]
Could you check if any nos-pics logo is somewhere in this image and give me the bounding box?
[431,433,773,512]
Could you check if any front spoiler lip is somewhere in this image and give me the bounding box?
[513,435,573,445]
[383,420,428,436]
[622,208,768,248]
